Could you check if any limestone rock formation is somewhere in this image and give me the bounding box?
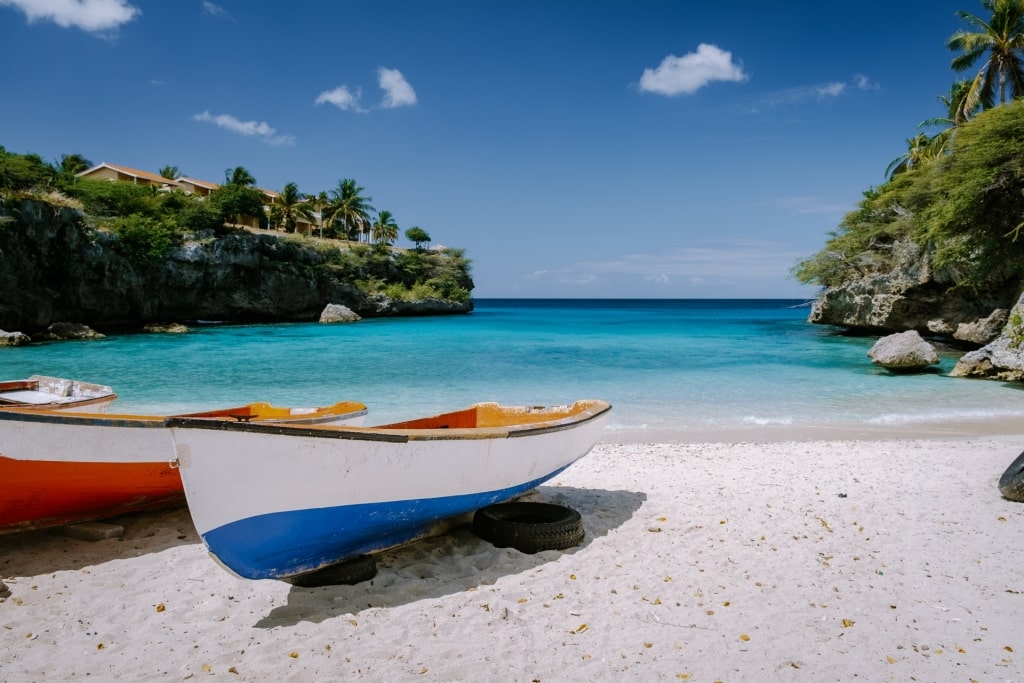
[951,291,1024,381]
[319,304,361,323]
[0,199,472,335]
[0,330,31,346]
[32,322,105,341]
[867,330,940,372]
[808,241,1015,341]
[143,323,190,334]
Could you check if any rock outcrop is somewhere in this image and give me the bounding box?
[319,304,361,323]
[0,199,472,336]
[951,291,1024,381]
[143,323,190,334]
[808,241,1017,343]
[32,322,105,341]
[0,330,31,346]
[867,330,940,372]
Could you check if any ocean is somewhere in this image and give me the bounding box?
[3,298,1023,442]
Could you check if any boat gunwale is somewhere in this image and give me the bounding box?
[165,401,612,442]
[0,408,167,428]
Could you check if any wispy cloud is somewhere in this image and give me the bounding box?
[192,111,295,146]
[638,44,747,96]
[316,67,417,113]
[315,85,366,113]
[378,67,417,108]
[201,1,232,20]
[0,0,140,33]
[525,239,808,291]
[772,196,854,217]
[854,73,879,90]
[749,73,880,111]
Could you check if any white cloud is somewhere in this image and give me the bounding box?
[192,111,295,146]
[378,67,417,108]
[315,85,365,112]
[816,82,846,97]
[201,1,232,20]
[0,0,139,32]
[639,43,747,96]
[854,73,879,90]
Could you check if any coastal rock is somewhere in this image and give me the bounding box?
[954,309,1009,345]
[998,450,1024,502]
[143,322,190,334]
[867,330,940,372]
[319,304,362,323]
[808,240,1015,339]
[0,199,473,333]
[951,292,1024,381]
[33,322,105,341]
[365,293,474,316]
[0,329,31,346]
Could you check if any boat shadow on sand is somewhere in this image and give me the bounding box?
[255,485,647,629]
[0,506,199,577]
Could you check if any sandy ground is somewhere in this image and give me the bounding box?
[2,437,1023,682]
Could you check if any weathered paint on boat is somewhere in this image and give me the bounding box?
[168,400,612,581]
[0,401,368,533]
[0,375,117,413]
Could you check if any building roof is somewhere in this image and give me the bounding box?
[76,162,177,186]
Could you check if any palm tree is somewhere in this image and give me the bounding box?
[305,190,330,237]
[372,209,399,245]
[225,166,256,186]
[917,79,977,156]
[57,153,91,177]
[886,133,933,180]
[947,0,1024,121]
[271,182,314,233]
[159,165,180,180]
[323,178,374,241]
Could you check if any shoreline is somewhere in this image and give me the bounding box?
[2,436,1022,681]
[605,415,1024,444]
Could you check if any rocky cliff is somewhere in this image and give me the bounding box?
[0,199,472,334]
[806,239,1024,379]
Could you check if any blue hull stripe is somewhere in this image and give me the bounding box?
[202,465,573,580]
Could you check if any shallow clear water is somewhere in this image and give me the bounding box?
[3,299,1023,441]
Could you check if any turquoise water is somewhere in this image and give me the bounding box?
[3,299,1023,441]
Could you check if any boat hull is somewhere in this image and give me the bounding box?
[0,402,368,533]
[169,401,611,581]
[0,413,176,533]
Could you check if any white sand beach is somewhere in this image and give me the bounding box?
[2,437,1023,682]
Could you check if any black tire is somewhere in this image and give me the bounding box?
[473,502,584,554]
[285,554,377,587]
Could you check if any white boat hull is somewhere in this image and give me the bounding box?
[169,401,610,581]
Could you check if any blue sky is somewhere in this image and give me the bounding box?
[0,0,980,298]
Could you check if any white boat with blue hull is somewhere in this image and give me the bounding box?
[168,400,611,582]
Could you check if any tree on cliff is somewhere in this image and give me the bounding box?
[57,154,91,178]
[210,184,266,228]
[269,182,314,233]
[0,147,55,191]
[795,100,1024,290]
[324,178,374,241]
[372,210,399,245]
[405,226,431,250]
[225,166,257,187]
[948,0,1024,120]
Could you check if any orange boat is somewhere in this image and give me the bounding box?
[0,400,367,533]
